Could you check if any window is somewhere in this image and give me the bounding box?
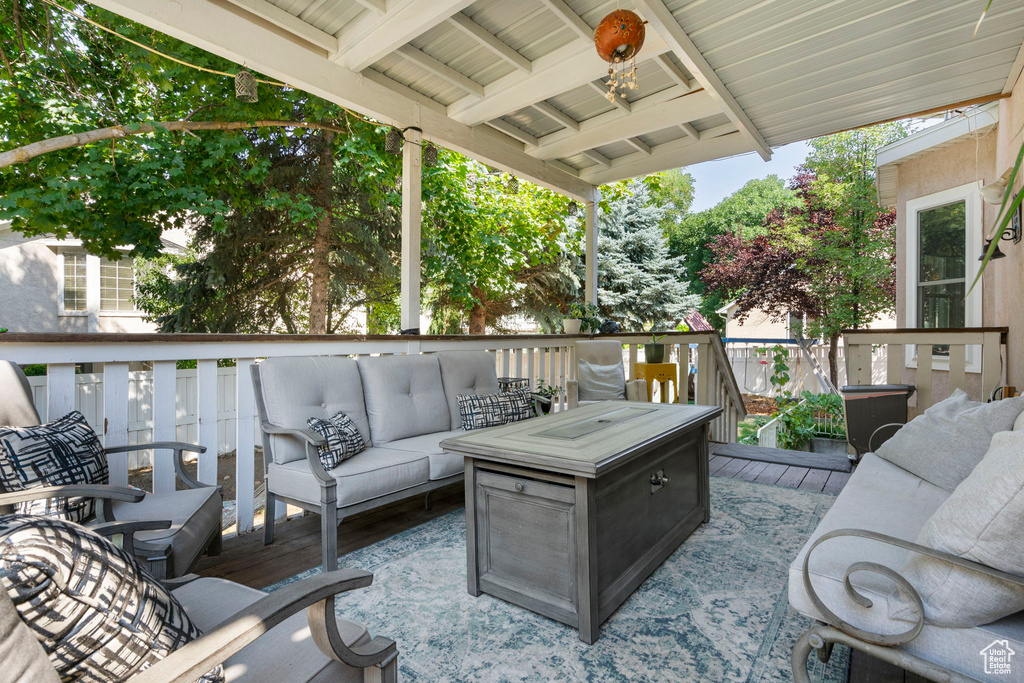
[63,252,88,311]
[100,257,136,312]
[905,183,982,368]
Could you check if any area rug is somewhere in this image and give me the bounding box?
[271,476,848,682]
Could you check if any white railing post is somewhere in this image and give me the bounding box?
[46,363,75,421]
[103,362,130,487]
[982,331,1002,401]
[197,359,219,486]
[152,360,177,493]
[235,359,257,534]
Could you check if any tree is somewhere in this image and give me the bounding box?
[597,182,700,330]
[701,122,909,384]
[666,175,799,328]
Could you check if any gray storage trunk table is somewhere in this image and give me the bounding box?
[441,401,722,644]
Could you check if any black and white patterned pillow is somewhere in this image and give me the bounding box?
[0,411,108,523]
[307,412,367,470]
[457,389,535,430]
[0,514,223,683]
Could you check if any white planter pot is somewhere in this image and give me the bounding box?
[563,318,582,335]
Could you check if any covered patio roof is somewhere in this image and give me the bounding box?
[90,0,1024,201]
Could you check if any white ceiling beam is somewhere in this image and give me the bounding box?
[679,122,699,139]
[448,32,670,125]
[581,131,754,184]
[633,0,771,161]
[533,91,719,160]
[531,101,579,132]
[396,44,485,98]
[589,80,631,113]
[486,119,539,147]
[91,0,597,202]
[222,0,338,52]
[582,149,612,168]
[352,0,387,13]
[655,54,690,91]
[449,13,531,74]
[538,0,593,42]
[625,137,651,155]
[333,0,475,72]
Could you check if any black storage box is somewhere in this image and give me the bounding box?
[840,384,916,457]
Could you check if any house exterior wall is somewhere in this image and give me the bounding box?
[995,88,1024,389]
[0,225,156,334]
[722,307,791,340]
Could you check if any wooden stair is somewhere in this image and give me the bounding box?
[709,442,852,473]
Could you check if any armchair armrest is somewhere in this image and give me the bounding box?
[0,484,146,516]
[566,380,579,410]
[127,570,396,683]
[626,378,648,402]
[92,519,172,555]
[106,442,213,491]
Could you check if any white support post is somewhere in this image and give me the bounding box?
[584,199,597,305]
[103,362,130,487]
[46,363,76,423]
[197,359,219,486]
[235,359,256,533]
[151,360,177,493]
[401,126,423,332]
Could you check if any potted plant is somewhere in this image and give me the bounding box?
[533,379,564,414]
[644,332,667,363]
[565,302,601,335]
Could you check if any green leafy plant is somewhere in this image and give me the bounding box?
[569,302,602,333]
[757,345,792,399]
[649,333,665,344]
[772,390,846,450]
[739,415,769,446]
[534,379,564,399]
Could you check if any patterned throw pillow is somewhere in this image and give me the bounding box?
[307,412,367,470]
[0,514,223,683]
[0,411,108,523]
[457,389,535,430]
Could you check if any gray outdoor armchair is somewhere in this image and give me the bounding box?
[566,340,647,409]
[0,360,223,578]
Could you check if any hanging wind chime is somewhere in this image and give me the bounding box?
[234,69,258,103]
[593,10,646,103]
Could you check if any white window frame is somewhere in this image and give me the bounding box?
[57,249,90,317]
[56,248,144,321]
[904,181,983,373]
[98,254,142,316]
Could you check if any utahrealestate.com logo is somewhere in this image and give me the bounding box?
[980,640,1015,676]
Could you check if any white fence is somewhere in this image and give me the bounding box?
[3,331,744,535]
[28,367,250,469]
[725,342,890,398]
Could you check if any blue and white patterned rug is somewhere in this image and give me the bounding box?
[271,476,848,682]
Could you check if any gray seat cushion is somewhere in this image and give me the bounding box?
[255,357,370,465]
[788,453,1024,678]
[0,589,60,683]
[111,486,221,577]
[267,447,429,508]
[174,577,368,683]
[386,429,467,480]
[435,351,500,429]
[357,355,450,445]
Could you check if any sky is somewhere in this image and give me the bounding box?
[686,140,811,213]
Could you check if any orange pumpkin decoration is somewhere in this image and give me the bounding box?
[594,10,646,63]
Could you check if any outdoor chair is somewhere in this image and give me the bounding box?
[0,360,222,579]
[566,340,648,409]
[0,518,398,683]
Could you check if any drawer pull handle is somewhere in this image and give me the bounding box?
[514,482,524,492]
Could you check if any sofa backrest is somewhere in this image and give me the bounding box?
[0,361,42,428]
[357,354,451,445]
[435,351,500,430]
[254,356,370,465]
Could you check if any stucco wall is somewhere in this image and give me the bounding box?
[995,89,1024,389]
[0,226,156,334]
[723,307,791,340]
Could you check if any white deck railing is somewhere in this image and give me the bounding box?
[1,331,744,534]
[843,327,1008,412]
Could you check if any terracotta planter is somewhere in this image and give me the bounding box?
[644,343,666,363]
[563,318,582,335]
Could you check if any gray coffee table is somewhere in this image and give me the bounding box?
[441,401,721,643]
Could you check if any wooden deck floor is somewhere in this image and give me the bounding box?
[195,449,901,683]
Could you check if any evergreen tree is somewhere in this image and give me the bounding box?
[597,182,700,330]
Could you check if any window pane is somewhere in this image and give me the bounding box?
[918,201,965,282]
[918,281,966,356]
[63,253,87,311]
[99,257,136,312]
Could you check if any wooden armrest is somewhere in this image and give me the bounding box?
[260,422,328,447]
[92,519,172,555]
[127,570,394,683]
[107,442,214,491]
[0,484,145,509]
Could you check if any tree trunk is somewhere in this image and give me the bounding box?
[828,333,840,388]
[468,305,487,335]
[307,130,334,334]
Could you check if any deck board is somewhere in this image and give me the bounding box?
[710,442,852,472]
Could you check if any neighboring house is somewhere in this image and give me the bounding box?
[717,301,896,343]
[876,99,1024,393]
[0,221,185,333]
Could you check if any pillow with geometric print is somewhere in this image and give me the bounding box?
[0,411,108,523]
[306,412,367,470]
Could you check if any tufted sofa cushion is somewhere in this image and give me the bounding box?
[435,351,501,429]
[357,355,451,445]
[255,357,370,465]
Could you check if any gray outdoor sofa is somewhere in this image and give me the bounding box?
[252,350,506,571]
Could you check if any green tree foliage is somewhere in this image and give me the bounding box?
[666,175,799,328]
[597,182,700,330]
